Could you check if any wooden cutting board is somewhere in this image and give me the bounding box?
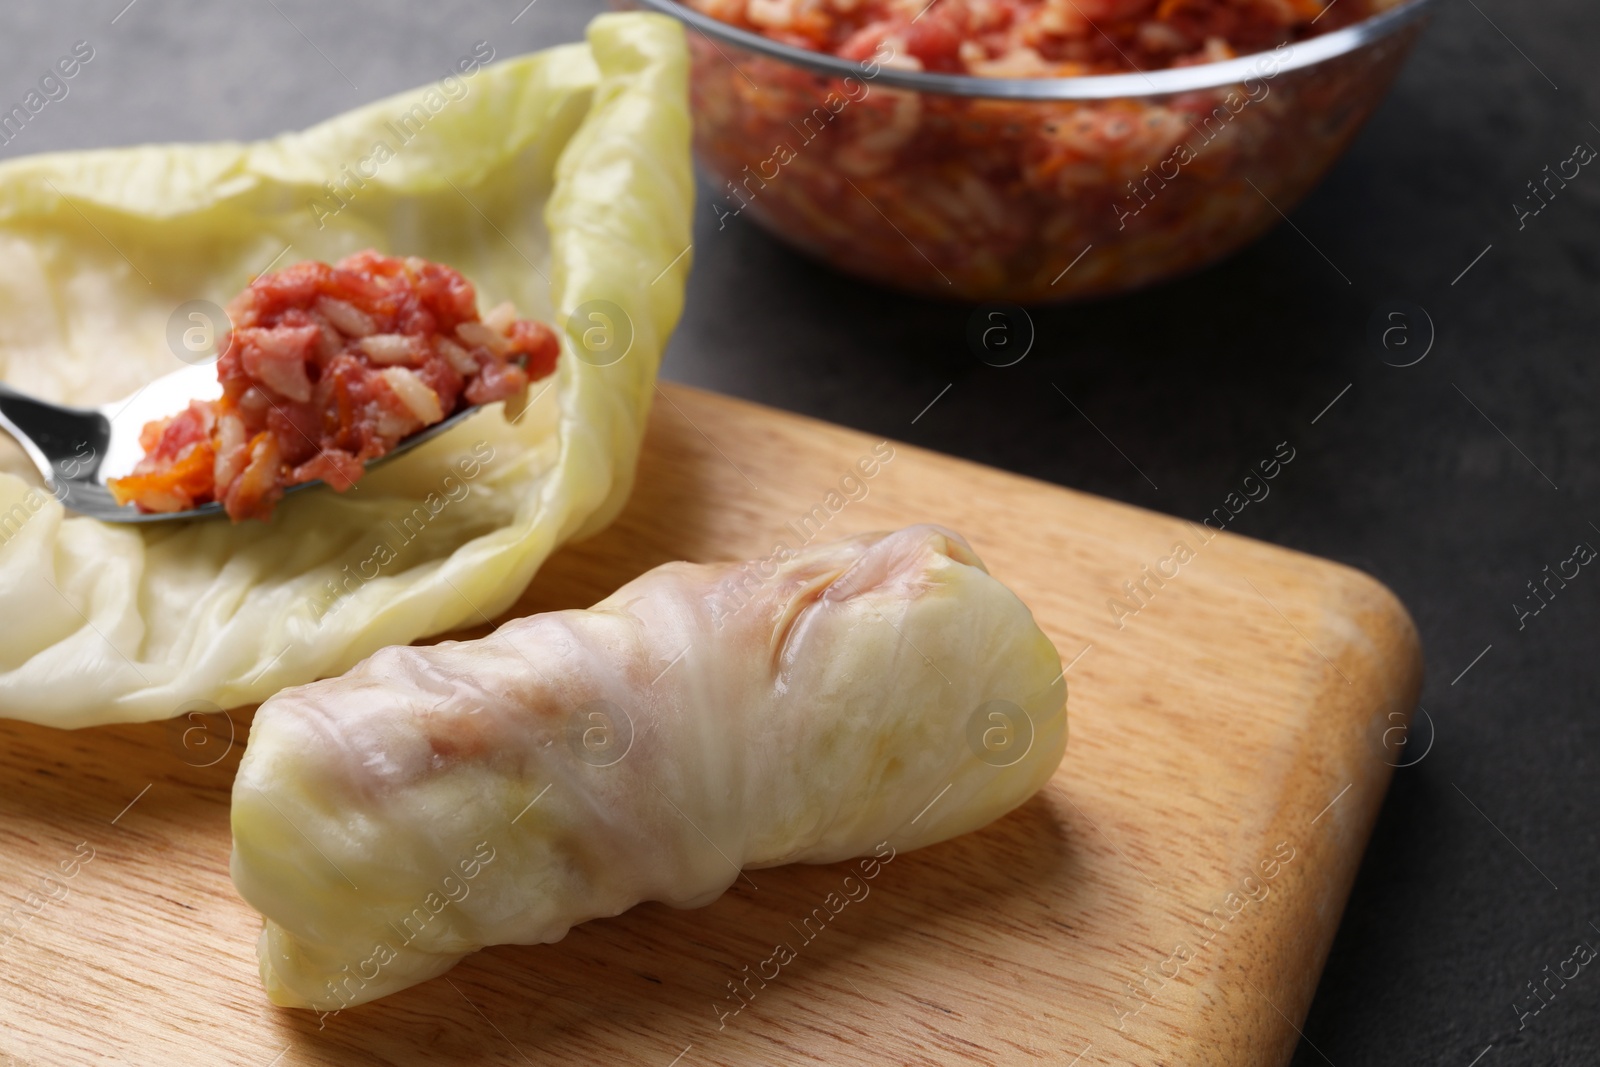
[0,383,1420,1067]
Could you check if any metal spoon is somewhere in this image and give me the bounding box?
[0,362,481,523]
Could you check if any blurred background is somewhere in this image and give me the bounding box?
[4,1,1597,1062]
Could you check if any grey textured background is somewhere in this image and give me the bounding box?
[3,1,1598,1064]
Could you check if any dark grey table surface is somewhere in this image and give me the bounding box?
[4,2,1596,1064]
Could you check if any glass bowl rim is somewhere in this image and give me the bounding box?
[634,0,1436,99]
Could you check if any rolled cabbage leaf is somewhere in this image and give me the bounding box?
[0,14,693,727]
[232,525,1068,1008]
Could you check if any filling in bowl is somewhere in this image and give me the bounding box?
[687,0,1385,76]
[110,251,559,521]
[677,0,1415,301]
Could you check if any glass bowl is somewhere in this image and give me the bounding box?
[631,0,1434,303]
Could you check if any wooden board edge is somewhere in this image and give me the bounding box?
[1214,567,1423,1066]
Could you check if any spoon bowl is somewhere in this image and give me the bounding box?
[0,363,484,523]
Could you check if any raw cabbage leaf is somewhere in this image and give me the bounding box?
[0,13,693,728]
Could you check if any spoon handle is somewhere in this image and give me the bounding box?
[0,382,110,485]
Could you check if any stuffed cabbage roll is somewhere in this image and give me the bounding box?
[231,525,1067,1010]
